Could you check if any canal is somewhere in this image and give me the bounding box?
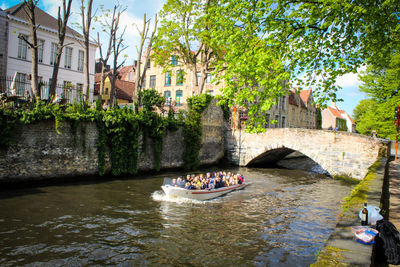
[0,166,353,266]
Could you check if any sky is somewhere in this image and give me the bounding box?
[1,0,366,116]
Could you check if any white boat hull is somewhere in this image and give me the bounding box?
[161,183,246,201]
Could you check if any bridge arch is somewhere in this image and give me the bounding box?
[225,128,390,180]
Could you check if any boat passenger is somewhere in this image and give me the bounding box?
[223,176,230,187]
[238,174,244,184]
[185,182,196,190]
[171,178,177,186]
[215,177,224,188]
[177,177,185,187]
[208,177,215,189]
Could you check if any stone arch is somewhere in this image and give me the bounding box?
[225,128,390,180]
[245,144,331,175]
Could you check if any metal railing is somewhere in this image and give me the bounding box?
[0,76,91,104]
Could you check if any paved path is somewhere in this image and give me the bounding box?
[388,160,400,267]
[389,160,400,230]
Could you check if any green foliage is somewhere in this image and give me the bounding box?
[102,107,141,175]
[0,90,206,176]
[183,94,212,170]
[139,88,164,112]
[353,52,400,139]
[156,0,399,132]
[316,108,322,129]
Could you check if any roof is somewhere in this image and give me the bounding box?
[118,65,135,81]
[115,80,135,101]
[300,89,311,104]
[327,106,343,118]
[6,3,81,37]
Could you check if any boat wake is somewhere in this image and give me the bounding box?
[151,190,215,204]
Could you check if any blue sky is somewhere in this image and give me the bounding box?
[1,0,366,116]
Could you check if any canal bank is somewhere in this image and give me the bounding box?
[312,156,392,266]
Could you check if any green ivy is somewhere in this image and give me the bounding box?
[0,91,208,176]
[183,94,212,170]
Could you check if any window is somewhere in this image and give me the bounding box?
[147,58,151,69]
[282,96,286,111]
[282,116,286,128]
[64,47,72,69]
[78,50,84,72]
[176,70,184,85]
[164,90,171,106]
[172,55,178,66]
[275,115,279,128]
[18,34,28,59]
[206,73,212,84]
[105,87,109,95]
[129,72,133,81]
[50,43,57,65]
[265,114,270,128]
[176,90,183,106]
[165,71,171,86]
[150,75,156,88]
[38,39,44,63]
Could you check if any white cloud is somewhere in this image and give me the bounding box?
[335,65,367,88]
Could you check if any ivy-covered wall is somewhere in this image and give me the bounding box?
[0,99,224,183]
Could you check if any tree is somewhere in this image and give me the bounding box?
[134,13,157,106]
[153,0,217,96]
[49,0,73,98]
[95,4,119,102]
[206,0,399,132]
[80,0,94,105]
[19,0,40,101]
[353,52,400,139]
[109,6,128,108]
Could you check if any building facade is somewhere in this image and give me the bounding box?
[321,102,356,132]
[4,3,97,102]
[143,54,224,108]
[0,9,8,77]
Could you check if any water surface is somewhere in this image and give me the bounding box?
[0,167,352,266]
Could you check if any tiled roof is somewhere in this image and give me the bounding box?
[115,80,135,101]
[118,65,135,81]
[300,89,311,104]
[327,106,343,118]
[6,3,80,37]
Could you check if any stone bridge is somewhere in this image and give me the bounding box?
[225,128,390,180]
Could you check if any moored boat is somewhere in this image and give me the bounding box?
[161,183,247,201]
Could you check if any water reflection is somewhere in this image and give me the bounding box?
[0,167,352,266]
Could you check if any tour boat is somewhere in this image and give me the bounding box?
[161,183,247,201]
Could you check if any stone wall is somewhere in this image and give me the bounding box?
[0,100,224,183]
[225,128,390,180]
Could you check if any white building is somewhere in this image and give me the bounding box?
[4,3,97,102]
